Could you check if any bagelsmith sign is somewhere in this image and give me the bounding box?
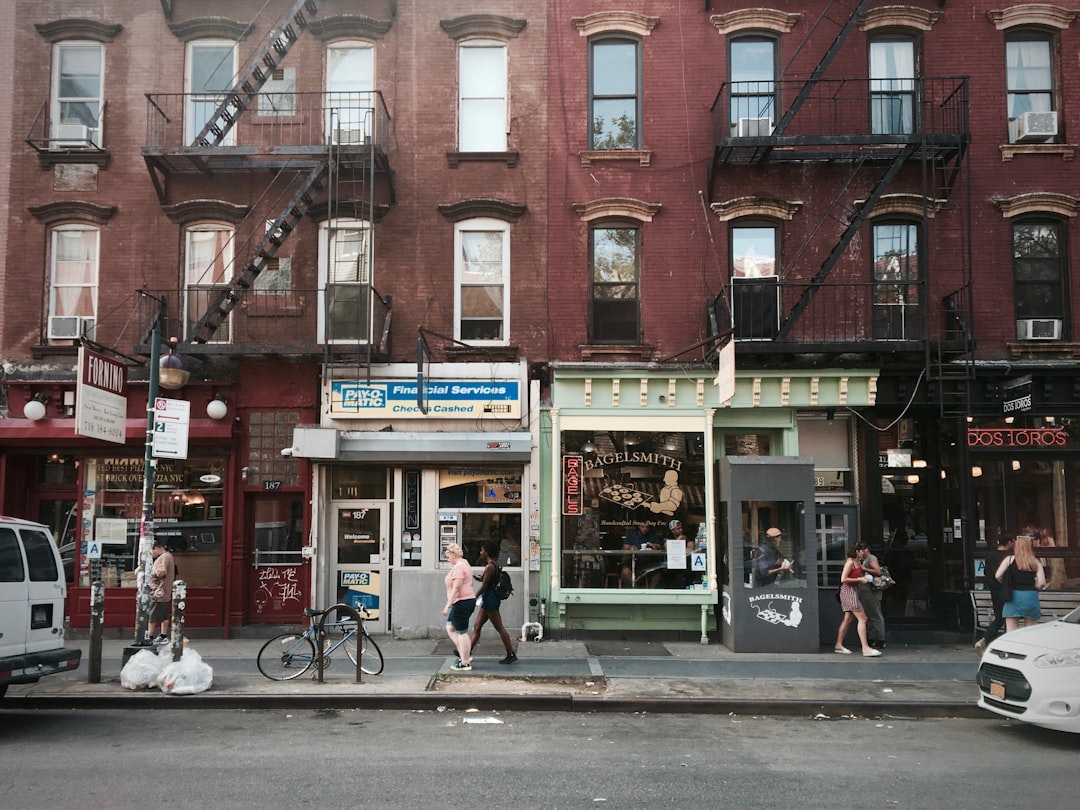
[967,427,1068,448]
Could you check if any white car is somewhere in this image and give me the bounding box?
[977,606,1080,733]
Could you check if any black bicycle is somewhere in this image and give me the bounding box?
[257,605,384,680]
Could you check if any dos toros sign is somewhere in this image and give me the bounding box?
[967,426,1068,448]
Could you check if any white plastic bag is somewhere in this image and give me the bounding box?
[157,647,214,695]
[120,648,167,690]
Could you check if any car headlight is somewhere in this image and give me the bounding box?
[1033,647,1080,668]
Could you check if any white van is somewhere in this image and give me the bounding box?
[0,516,82,698]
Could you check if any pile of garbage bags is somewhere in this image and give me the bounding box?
[121,645,213,695]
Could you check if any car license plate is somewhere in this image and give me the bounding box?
[990,679,1006,699]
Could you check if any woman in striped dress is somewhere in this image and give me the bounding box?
[834,545,883,657]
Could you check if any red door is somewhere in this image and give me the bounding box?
[247,495,308,622]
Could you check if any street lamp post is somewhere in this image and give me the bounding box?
[132,328,162,646]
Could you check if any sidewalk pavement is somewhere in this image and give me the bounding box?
[4,634,988,719]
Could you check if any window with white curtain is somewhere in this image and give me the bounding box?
[870,38,915,136]
[185,225,234,343]
[52,42,103,144]
[1006,34,1054,141]
[455,219,509,342]
[49,226,98,337]
[459,41,507,151]
[319,219,372,343]
[326,43,374,144]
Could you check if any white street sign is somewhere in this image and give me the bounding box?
[152,397,190,459]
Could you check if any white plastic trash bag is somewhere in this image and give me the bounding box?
[157,647,214,695]
[120,648,167,690]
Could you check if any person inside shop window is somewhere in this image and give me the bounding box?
[622,521,661,585]
[753,527,790,587]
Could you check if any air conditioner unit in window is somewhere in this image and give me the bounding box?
[334,127,369,145]
[736,117,773,137]
[1012,111,1057,143]
[52,124,92,147]
[48,316,95,340]
[1015,318,1062,341]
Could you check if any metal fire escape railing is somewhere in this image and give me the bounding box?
[193,0,324,148]
[777,144,918,339]
[186,160,333,344]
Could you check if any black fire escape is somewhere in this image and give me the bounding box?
[139,0,394,368]
[707,0,972,416]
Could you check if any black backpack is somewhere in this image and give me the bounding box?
[493,567,513,600]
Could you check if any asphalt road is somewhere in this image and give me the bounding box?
[2,708,1078,808]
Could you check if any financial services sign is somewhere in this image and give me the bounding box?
[75,346,127,444]
[329,379,520,419]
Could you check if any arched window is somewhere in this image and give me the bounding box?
[319,218,372,344]
[590,223,640,343]
[1006,31,1056,143]
[728,35,777,136]
[589,36,640,149]
[184,224,234,343]
[459,39,507,151]
[186,39,237,145]
[1012,218,1067,340]
[48,224,99,341]
[455,218,510,343]
[326,41,374,144]
[871,220,922,341]
[869,34,917,135]
[51,41,103,146]
[730,221,779,339]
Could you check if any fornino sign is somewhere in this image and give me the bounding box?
[967,427,1068,448]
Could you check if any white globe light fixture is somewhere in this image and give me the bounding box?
[23,395,48,421]
[206,395,228,421]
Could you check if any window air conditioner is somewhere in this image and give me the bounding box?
[736,117,773,137]
[334,127,369,145]
[52,124,92,147]
[1015,318,1062,341]
[48,315,95,340]
[1012,111,1057,143]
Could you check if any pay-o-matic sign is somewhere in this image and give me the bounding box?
[329,380,520,419]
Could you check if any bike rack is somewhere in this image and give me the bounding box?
[315,603,365,684]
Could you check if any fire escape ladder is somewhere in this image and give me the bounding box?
[187,159,333,344]
[773,0,874,138]
[777,144,918,338]
[193,0,323,147]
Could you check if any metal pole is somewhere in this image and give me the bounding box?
[87,579,104,683]
[133,326,161,645]
[169,580,186,662]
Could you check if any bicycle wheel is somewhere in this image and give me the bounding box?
[340,627,384,675]
[358,629,384,676]
[257,633,316,681]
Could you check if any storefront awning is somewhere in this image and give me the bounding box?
[291,427,532,463]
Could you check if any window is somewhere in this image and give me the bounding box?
[590,226,639,343]
[319,219,372,343]
[730,224,779,340]
[1006,33,1055,142]
[52,42,102,145]
[870,37,916,135]
[589,38,639,149]
[185,225,234,343]
[49,225,98,340]
[871,221,922,340]
[1013,219,1067,339]
[187,40,237,145]
[459,41,507,151]
[729,37,776,136]
[455,219,509,342]
[326,43,374,144]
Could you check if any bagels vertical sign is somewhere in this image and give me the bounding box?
[76,346,127,444]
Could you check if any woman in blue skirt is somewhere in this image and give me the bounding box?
[995,535,1046,633]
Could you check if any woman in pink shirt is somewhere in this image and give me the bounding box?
[443,543,476,671]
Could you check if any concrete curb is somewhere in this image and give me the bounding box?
[1,692,989,718]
